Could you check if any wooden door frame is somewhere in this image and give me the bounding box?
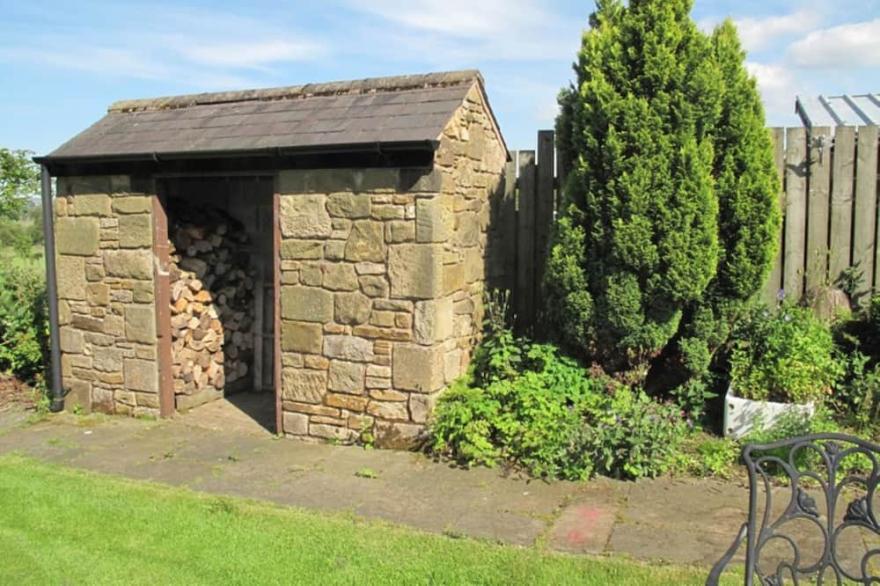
[152,184,175,418]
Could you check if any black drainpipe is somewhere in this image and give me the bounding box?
[40,165,64,412]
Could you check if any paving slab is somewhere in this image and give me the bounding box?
[0,402,806,571]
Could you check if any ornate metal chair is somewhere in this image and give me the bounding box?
[707,433,880,585]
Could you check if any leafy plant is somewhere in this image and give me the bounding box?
[729,303,842,403]
[0,148,38,220]
[831,350,880,435]
[0,263,49,382]
[431,317,688,480]
[676,434,739,478]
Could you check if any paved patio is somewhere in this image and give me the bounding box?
[0,397,872,575]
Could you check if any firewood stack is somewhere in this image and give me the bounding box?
[168,205,255,396]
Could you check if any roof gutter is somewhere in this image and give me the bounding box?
[34,139,439,167]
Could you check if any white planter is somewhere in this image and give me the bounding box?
[723,386,815,440]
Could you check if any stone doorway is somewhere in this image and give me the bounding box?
[157,176,276,433]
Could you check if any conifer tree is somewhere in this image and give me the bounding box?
[672,20,781,409]
[547,0,723,380]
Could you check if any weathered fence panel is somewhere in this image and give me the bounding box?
[829,126,855,282]
[503,126,880,329]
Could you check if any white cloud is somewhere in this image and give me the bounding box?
[347,0,551,39]
[746,62,804,123]
[735,10,822,52]
[178,40,324,69]
[344,0,577,63]
[0,4,327,88]
[788,19,880,68]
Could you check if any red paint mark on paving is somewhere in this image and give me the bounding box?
[567,529,585,544]
[564,505,606,545]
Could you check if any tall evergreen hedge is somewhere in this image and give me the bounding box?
[547,0,779,384]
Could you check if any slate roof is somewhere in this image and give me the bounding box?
[796,94,880,128]
[42,70,496,162]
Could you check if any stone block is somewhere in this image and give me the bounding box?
[334,292,372,325]
[280,194,331,238]
[399,168,442,193]
[283,411,310,435]
[56,217,100,256]
[326,393,368,412]
[57,256,86,300]
[374,420,423,449]
[90,386,115,414]
[280,286,333,323]
[416,196,453,242]
[388,244,443,299]
[393,344,446,393]
[323,263,359,291]
[282,368,327,404]
[71,314,104,333]
[118,214,153,248]
[413,297,455,344]
[63,379,92,414]
[112,196,152,214]
[59,327,84,354]
[93,347,123,373]
[281,240,323,260]
[410,393,439,424]
[281,321,323,354]
[443,263,466,294]
[327,193,371,218]
[325,241,345,260]
[309,423,357,442]
[86,283,110,306]
[455,213,481,247]
[324,335,374,362]
[124,358,158,393]
[328,360,366,394]
[71,194,111,217]
[463,247,484,283]
[125,305,156,344]
[386,221,411,243]
[444,348,464,383]
[359,275,389,298]
[344,220,386,262]
[366,400,409,421]
[104,250,153,280]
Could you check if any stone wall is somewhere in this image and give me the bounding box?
[54,176,160,416]
[278,83,506,447]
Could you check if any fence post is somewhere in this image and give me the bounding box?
[783,127,808,301]
[516,150,537,332]
[829,126,856,285]
[805,126,831,293]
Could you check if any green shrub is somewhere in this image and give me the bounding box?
[0,262,48,382]
[831,350,880,435]
[729,304,842,403]
[743,407,870,475]
[431,311,688,480]
[675,434,739,478]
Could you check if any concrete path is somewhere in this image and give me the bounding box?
[5,399,871,573]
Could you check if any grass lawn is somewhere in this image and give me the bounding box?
[0,455,735,585]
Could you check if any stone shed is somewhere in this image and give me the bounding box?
[37,70,508,447]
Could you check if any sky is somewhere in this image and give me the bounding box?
[0,0,878,155]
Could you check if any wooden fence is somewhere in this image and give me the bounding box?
[497,126,880,330]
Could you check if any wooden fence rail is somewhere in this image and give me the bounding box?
[499,127,880,330]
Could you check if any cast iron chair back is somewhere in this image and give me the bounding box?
[707,433,880,585]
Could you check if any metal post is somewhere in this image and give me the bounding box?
[40,165,64,412]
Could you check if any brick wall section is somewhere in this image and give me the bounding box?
[278,83,506,447]
[54,176,160,416]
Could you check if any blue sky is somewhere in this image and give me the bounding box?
[1,0,878,155]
